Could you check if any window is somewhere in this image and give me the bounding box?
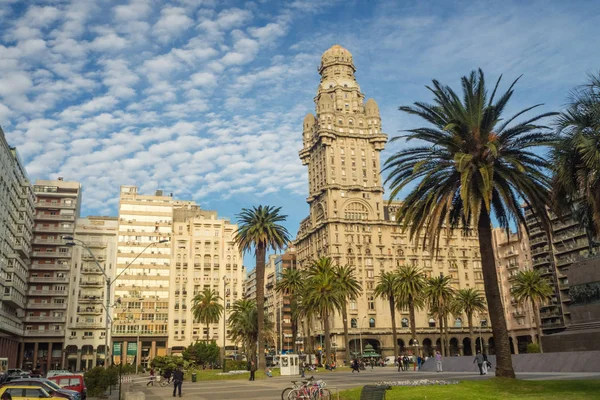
[428,318,436,327]
[351,318,357,328]
[369,318,375,328]
[368,296,375,310]
[455,318,463,327]
[401,318,409,328]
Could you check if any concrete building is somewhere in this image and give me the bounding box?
[169,205,244,358]
[492,228,535,354]
[294,45,491,360]
[0,127,35,369]
[64,216,118,370]
[524,206,595,334]
[112,186,187,368]
[244,255,276,301]
[24,179,81,372]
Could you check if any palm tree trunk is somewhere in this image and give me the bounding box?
[468,312,475,355]
[306,316,312,356]
[206,323,210,343]
[324,309,331,366]
[532,300,544,353]
[390,296,398,358]
[255,243,267,369]
[438,315,444,357]
[478,207,516,378]
[444,314,450,356]
[408,296,417,355]
[291,297,298,353]
[342,302,350,363]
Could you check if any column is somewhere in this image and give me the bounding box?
[512,336,519,354]
[122,341,128,365]
[61,350,67,369]
[76,349,81,371]
[150,341,156,360]
[93,348,98,368]
[458,344,464,356]
[33,342,39,368]
[47,342,53,372]
[18,342,25,368]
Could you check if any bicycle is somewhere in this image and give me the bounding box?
[286,377,331,400]
[159,377,172,387]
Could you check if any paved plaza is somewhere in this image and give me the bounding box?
[121,367,600,400]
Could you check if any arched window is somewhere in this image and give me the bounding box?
[344,202,369,220]
[428,318,436,328]
[351,318,357,328]
[455,317,462,328]
[401,318,409,328]
[369,318,375,328]
[348,119,353,125]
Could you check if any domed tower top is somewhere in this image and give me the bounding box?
[319,44,356,75]
[365,98,380,116]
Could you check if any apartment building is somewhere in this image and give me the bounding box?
[265,248,296,354]
[294,45,491,360]
[112,186,193,368]
[0,127,35,368]
[525,207,595,333]
[22,179,81,372]
[169,205,244,357]
[244,255,276,301]
[64,216,118,370]
[492,228,535,354]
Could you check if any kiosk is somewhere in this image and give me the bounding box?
[280,354,300,376]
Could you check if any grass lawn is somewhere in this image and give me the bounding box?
[183,368,281,381]
[338,378,600,400]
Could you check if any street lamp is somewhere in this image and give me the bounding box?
[63,236,169,369]
[222,275,228,372]
[358,316,366,358]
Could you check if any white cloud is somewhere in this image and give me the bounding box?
[153,6,194,43]
[114,0,152,21]
[88,29,128,52]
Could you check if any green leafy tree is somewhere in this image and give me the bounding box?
[228,299,274,364]
[191,288,224,343]
[275,267,305,353]
[333,264,362,362]
[511,269,554,352]
[552,72,600,244]
[234,205,290,368]
[384,69,556,378]
[424,275,456,357]
[452,288,487,355]
[304,257,342,366]
[396,265,426,353]
[374,271,400,358]
[182,341,220,367]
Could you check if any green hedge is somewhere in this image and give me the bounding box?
[224,360,248,372]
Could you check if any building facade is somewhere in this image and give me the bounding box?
[169,205,244,357]
[265,248,296,355]
[64,216,118,370]
[0,127,35,369]
[244,255,276,301]
[294,45,492,360]
[492,228,535,354]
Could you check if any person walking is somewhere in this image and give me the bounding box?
[435,351,443,372]
[403,355,410,371]
[172,367,184,397]
[248,360,256,381]
[396,355,402,372]
[147,368,155,386]
[482,353,489,375]
[474,351,485,375]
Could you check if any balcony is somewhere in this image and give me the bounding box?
[80,281,104,287]
[23,330,65,337]
[33,238,67,245]
[75,322,104,329]
[529,236,547,246]
[507,263,519,270]
[82,267,104,274]
[541,320,564,329]
[531,246,549,257]
[26,302,67,309]
[29,276,68,284]
[34,226,73,233]
[25,315,66,323]
[35,201,76,209]
[511,311,526,318]
[28,289,68,296]
[78,307,102,315]
[30,262,70,271]
[32,251,72,258]
[556,254,585,267]
[532,257,551,267]
[35,214,75,221]
[78,296,103,303]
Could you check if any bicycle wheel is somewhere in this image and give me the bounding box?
[318,388,331,400]
[281,387,293,400]
[286,389,302,400]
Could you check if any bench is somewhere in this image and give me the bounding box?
[359,385,391,400]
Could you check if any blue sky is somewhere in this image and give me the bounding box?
[1,0,599,268]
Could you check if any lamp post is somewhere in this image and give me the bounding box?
[358,316,366,359]
[222,275,228,372]
[63,236,169,369]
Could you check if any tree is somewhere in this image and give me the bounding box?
[182,341,220,367]
[275,268,305,354]
[511,269,554,352]
[227,299,273,363]
[424,275,455,357]
[384,69,557,378]
[396,265,426,353]
[374,271,400,358]
[191,288,224,343]
[552,72,600,244]
[234,205,291,368]
[453,288,487,355]
[304,257,343,366]
[333,264,362,363]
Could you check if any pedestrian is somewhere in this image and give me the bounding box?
[351,358,359,373]
[397,355,402,372]
[265,368,272,378]
[163,368,172,384]
[403,355,410,371]
[147,368,155,386]
[435,351,443,372]
[474,351,484,375]
[482,353,490,375]
[172,367,184,397]
[301,361,306,378]
[370,358,374,370]
[248,360,256,381]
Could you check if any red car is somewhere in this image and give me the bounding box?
[48,376,86,400]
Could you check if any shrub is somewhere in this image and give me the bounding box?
[224,360,248,372]
[526,343,541,353]
[84,367,111,397]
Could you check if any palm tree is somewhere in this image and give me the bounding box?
[424,275,455,357]
[511,269,554,352]
[228,299,274,363]
[304,257,342,366]
[396,265,426,352]
[373,271,400,358]
[453,288,487,355]
[552,72,600,243]
[275,268,305,353]
[191,288,224,343]
[234,205,291,369]
[384,69,557,378]
[333,264,362,362]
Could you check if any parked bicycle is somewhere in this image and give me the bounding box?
[284,376,331,400]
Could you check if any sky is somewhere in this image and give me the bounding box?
[1,0,599,268]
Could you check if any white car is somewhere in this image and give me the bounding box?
[46,371,73,378]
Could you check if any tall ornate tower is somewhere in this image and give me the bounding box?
[299,45,388,236]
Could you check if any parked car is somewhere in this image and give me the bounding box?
[4,375,31,383]
[0,385,64,400]
[48,375,86,400]
[46,371,73,378]
[5,370,27,377]
[2,378,80,400]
